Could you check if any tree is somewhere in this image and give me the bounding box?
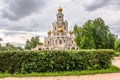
[0,38,2,41]
[0,38,3,48]
[25,36,43,50]
[0,43,23,51]
[25,40,31,50]
[5,43,16,50]
[114,39,120,52]
[74,18,116,49]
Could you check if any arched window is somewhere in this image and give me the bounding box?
[64,40,66,43]
[72,40,74,44]
[46,48,49,50]
[76,48,78,50]
[59,40,62,44]
[55,27,56,30]
[71,47,75,50]
[48,41,49,44]
[68,47,70,50]
[59,16,61,18]
[38,48,42,50]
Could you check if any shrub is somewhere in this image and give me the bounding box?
[114,40,120,52]
[0,50,114,74]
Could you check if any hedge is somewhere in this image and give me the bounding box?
[0,50,114,74]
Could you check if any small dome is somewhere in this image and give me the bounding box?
[48,30,51,35]
[58,7,62,12]
[69,30,73,35]
[58,28,63,32]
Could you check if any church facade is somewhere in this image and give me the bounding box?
[34,7,78,50]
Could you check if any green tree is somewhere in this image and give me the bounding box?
[114,39,120,52]
[0,43,23,51]
[25,36,43,50]
[0,38,2,41]
[74,18,116,49]
[5,43,16,51]
[25,40,31,50]
[0,38,3,48]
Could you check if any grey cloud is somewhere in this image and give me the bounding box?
[0,23,43,32]
[0,16,49,32]
[109,23,120,37]
[1,30,46,38]
[2,31,27,35]
[86,0,120,11]
[111,27,120,33]
[1,0,46,20]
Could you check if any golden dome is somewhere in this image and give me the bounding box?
[69,30,73,35]
[48,30,51,34]
[58,7,63,12]
[58,28,63,32]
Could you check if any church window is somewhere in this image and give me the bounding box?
[46,48,49,50]
[68,47,70,50]
[72,40,74,44]
[71,47,75,50]
[38,48,42,50]
[60,40,62,44]
[59,16,61,18]
[64,40,65,43]
[55,27,56,30]
[48,41,49,44]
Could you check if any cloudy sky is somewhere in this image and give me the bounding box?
[0,0,120,47]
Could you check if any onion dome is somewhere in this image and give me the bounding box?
[58,7,62,12]
[58,28,63,32]
[47,30,51,35]
[69,30,73,35]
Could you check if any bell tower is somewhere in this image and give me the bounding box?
[52,7,68,37]
[57,7,64,21]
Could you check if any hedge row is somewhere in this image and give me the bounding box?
[0,50,114,74]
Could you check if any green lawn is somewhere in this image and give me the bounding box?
[0,66,120,78]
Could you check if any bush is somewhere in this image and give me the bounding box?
[114,40,120,52]
[0,50,114,74]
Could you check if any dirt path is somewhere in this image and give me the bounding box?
[0,57,120,80]
[112,57,120,68]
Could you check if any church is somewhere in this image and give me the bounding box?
[34,7,78,50]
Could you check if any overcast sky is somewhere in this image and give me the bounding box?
[0,0,120,46]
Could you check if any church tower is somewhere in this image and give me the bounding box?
[52,7,68,37]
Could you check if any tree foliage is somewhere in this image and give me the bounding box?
[25,36,43,50]
[74,18,116,49]
[0,38,3,48]
[114,39,120,52]
[0,43,23,51]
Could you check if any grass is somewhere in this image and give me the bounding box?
[0,66,120,78]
